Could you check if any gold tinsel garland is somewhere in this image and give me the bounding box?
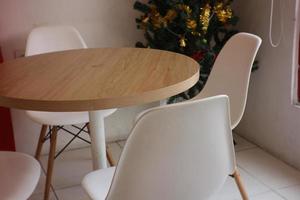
[144,6,178,29]
[164,9,178,22]
[150,6,164,28]
[186,19,197,30]
[214,2,233,23]
[179,4,192,15]
[179,36,187,47]
[199,4,211,33]
[139,2,234,48]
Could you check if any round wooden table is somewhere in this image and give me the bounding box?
[0,48,199,169]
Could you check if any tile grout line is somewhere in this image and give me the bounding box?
[248,190,288,200]
[271,189,290,200]
[237,138,300,175]
[236,164,274,196]
[53,183,84,192]
[237,164,296,199]
[116,141,124,149]
[115,139,126,145]
[271,183,300,200]
[275,183,300,190]
[235,146,258,153]
[236,146,300,190]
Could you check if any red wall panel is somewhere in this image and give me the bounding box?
[0,107,15,151]
[0,47,15,151]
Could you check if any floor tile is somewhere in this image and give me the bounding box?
[249,191,285,200]
[55,185,90,200]
[277,184,300,200]
[211,167,270,200]
[233,133,256,152]
[237,148,300,189]
[34,139,300,199]
[32,171,47,195]
[59,125,91,152]
[210,195,236,200]
[40,125,91,156]
[32,170,57,197]
[117,140,126,148]
[39,142,122,190]
[29,191,57,200]
[40,147,93,190]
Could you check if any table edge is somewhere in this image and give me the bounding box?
[0,70,199,111]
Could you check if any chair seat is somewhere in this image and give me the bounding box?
[82,167,115,200]
[26,109,117,126]
[0,151,40,199]
[26,111,89,126]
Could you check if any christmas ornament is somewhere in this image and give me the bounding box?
[180,4,192,15]
[191,31,201,36]
[179,37,187,47]
[164,9,177,22]
[186,19,197,30]
[214,2,233,23]
[191,51,204,61]
[200,4,211,32]
[150,6,163,29]
[134,0,240,102]
[142,15,149,23]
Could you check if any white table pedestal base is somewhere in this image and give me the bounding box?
[88,109,117,169]
[88,111,107,169]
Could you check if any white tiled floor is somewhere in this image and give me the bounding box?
[29,134,300,200]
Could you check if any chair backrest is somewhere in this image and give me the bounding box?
[25,25,87,56]
[0,151,41,199]
[194,33,262,129]
[106,95,236,200]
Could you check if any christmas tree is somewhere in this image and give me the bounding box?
[134,0,240,102]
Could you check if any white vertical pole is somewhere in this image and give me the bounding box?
[88,110,107,169]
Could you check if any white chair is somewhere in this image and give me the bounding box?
[0,151,40,199]
[25,25,116,200]
[82,95,249,200]
[193,32,262,129]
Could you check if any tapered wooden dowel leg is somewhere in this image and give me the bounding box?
[86,123,90,132]
[44,126,58,200]
[106,147,115,166]
[86,123,115,166]
[35,125,48,160]
[233,169,249,200]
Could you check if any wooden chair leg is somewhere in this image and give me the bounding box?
[44,126,58,200]
[86,123,116,166]
[35,125,48,160]
[232,169,249,200]
[86,122,91,134]
[106,147,115,166]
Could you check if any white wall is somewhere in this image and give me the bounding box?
[234,0,300,169]
[0,0,144,60]
[0,0,159,155]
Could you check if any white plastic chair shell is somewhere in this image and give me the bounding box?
[25,25,116,125]
[193,33,262,129]
[25,25,87,56]
[82,95,236,200]
[0,151,40,199]
[26,109,116,126]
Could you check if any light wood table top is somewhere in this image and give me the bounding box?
[0,48,199,111]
